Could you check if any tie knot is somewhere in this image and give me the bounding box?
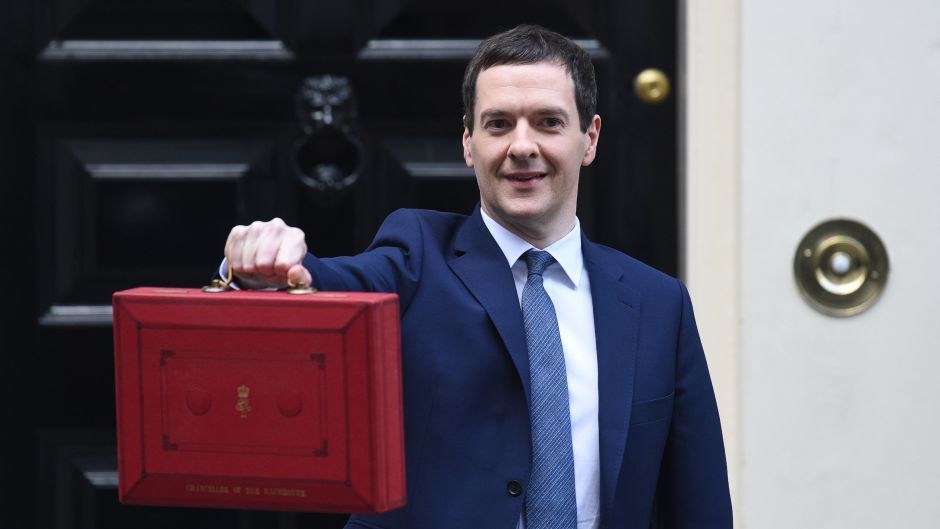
[524,250,556,276]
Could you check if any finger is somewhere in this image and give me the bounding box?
[225,225,248,274]
[254,230,281,277]
[256,218,292,278]
[248,271,284,287]
[287,264,313,289]
[274,227,307,277]
[240,220,265,276]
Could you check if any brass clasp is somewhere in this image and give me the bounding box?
[201,265,234,293]
[285,277,316,295]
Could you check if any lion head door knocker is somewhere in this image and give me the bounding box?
[292,75,365,206]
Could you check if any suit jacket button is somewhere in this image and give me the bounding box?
[507,480,523,496]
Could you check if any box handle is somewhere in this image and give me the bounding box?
[201,266,318,295]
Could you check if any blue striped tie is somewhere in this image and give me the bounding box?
[522,250,577,529]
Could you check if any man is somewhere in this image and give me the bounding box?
[224,25,731,529]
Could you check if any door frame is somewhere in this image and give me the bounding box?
[680,0,742,521]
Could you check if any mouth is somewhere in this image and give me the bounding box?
[503,171,547,183]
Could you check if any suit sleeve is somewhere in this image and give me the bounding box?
[653,280,733,528]
[302,208,424,310]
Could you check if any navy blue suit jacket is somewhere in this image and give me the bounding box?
[301,207,732,529]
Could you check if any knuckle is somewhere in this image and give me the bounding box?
[288,227,307,246]
[261,219,286,237]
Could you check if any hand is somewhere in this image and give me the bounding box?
[224,218,313,289]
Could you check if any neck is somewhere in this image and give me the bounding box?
[481,205,576,249]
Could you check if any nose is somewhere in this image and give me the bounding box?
[507,122,539,160]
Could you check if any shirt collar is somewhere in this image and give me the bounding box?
[479,208,584,288]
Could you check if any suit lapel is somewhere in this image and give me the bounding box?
[447,209,531,401]
[583,237,640,520]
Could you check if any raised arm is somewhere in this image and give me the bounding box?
[222,210,424,308]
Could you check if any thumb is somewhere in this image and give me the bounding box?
[287,264,313,289]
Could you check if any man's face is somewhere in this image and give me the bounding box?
[462,61,600,244]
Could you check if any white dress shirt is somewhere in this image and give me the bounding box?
[480,210,601,529]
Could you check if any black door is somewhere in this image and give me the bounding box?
[0,1,677,527]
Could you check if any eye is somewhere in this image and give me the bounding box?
[542,117,564,128]
[485,119,509,130]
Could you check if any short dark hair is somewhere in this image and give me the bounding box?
[462,24,597,134]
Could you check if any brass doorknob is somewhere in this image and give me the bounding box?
[634,68,671,104]
[793,219,889,317]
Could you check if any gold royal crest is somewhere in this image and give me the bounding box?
[235,384,252,418]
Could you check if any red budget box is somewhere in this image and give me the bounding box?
[112,287,405,513]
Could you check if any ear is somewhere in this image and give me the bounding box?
[462,124,474,168]
[581,114,602,166]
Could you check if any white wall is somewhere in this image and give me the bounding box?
[686,1,940,527]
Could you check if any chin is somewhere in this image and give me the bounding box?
[496,205,549,226]
[497,197,539,213]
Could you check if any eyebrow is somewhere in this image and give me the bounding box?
[479,109,511,123]
[532,106,570,120]
[478,107,571,123]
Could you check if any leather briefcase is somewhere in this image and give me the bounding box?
[112,286,405,513]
